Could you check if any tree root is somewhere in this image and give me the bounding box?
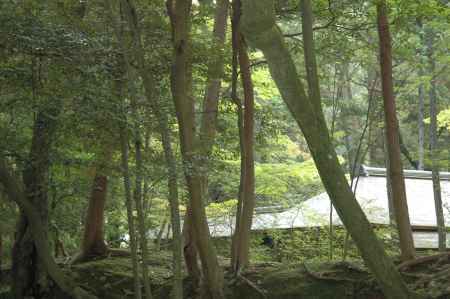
[303,263,360,283]
[237,274,267,298]
[398,252,450,271]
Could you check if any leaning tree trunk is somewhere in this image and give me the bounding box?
[12,105,60,298]
[376,0,415,261]
[240,1,416,298]
[426,28,446,251]
[0,159,98,299]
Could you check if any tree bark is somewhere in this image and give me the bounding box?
[80,172,109,258]
[418,83,425,170]
[117,1,184,297]
[119,119,142,299]
[169,1,224,298]
[0,158,97,299]
[240,1,416,298]
[230,11,245,266]
[426,28,446,251]
[12,104,61,298]
[183,0,229,285]
[376,0,415,261]
[230,0,256,273]
[300,0,323,117]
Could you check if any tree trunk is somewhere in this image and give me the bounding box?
[0,158,98,299]
[230,29,245,268]
[169,1,224,298]
[119,120,142,299]
[231,0,256,272]
[418,83,425,170]
[112,1,184,297]
[426,28,446,251]
[240,1,416,298]
[376,0,415,261]
[12,105,60,298]
[80,173,109,258]
[184,0,229,285]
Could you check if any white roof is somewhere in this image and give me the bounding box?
[207,167,450,249]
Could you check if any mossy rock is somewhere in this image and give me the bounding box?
[64,251,176,299]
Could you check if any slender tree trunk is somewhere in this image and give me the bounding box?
[119,121,142,299]
[240,1,416,298]
[426,28,446,251]
[418,83,425,170]
[0,221,2,280]
[300,0,323,117]
[113,1,184,297]
[183,0,229,284]
[384,132,396,225]
[231,0,256,272]
[376,0,415,261]
[12,104,61,298]
[230,0,244,271]
[133,121,153,298]
[169,1,224,298]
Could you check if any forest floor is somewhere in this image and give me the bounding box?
[2,250,450,298]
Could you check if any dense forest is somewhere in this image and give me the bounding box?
[0,0,449,298]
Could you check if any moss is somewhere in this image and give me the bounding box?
[65,251,176,299]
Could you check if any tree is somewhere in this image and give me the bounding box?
[376,0,415,261]
[168,0,225,297]
[11,103,62,298]
[75,147,113,262]
[240,0,416,298]
[1,157,96,299]
[116,0,184,296]
[426,27,446,251]
[230,0,256,273]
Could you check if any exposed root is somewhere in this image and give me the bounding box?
[237,274,267,298]
[398,252,450,271]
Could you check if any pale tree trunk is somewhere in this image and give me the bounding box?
[169,0,224,298]
[119,119,142,299]
[230,0,256,273]
[117,1,184,297]
[376,0,415,261]
[240,1,416,298]
[132,89,153,299]
[184,0,229,285]
[426,28,446,251]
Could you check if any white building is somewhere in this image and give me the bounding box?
[207,166,450,249]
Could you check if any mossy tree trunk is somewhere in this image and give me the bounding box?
[240,1,417,298]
